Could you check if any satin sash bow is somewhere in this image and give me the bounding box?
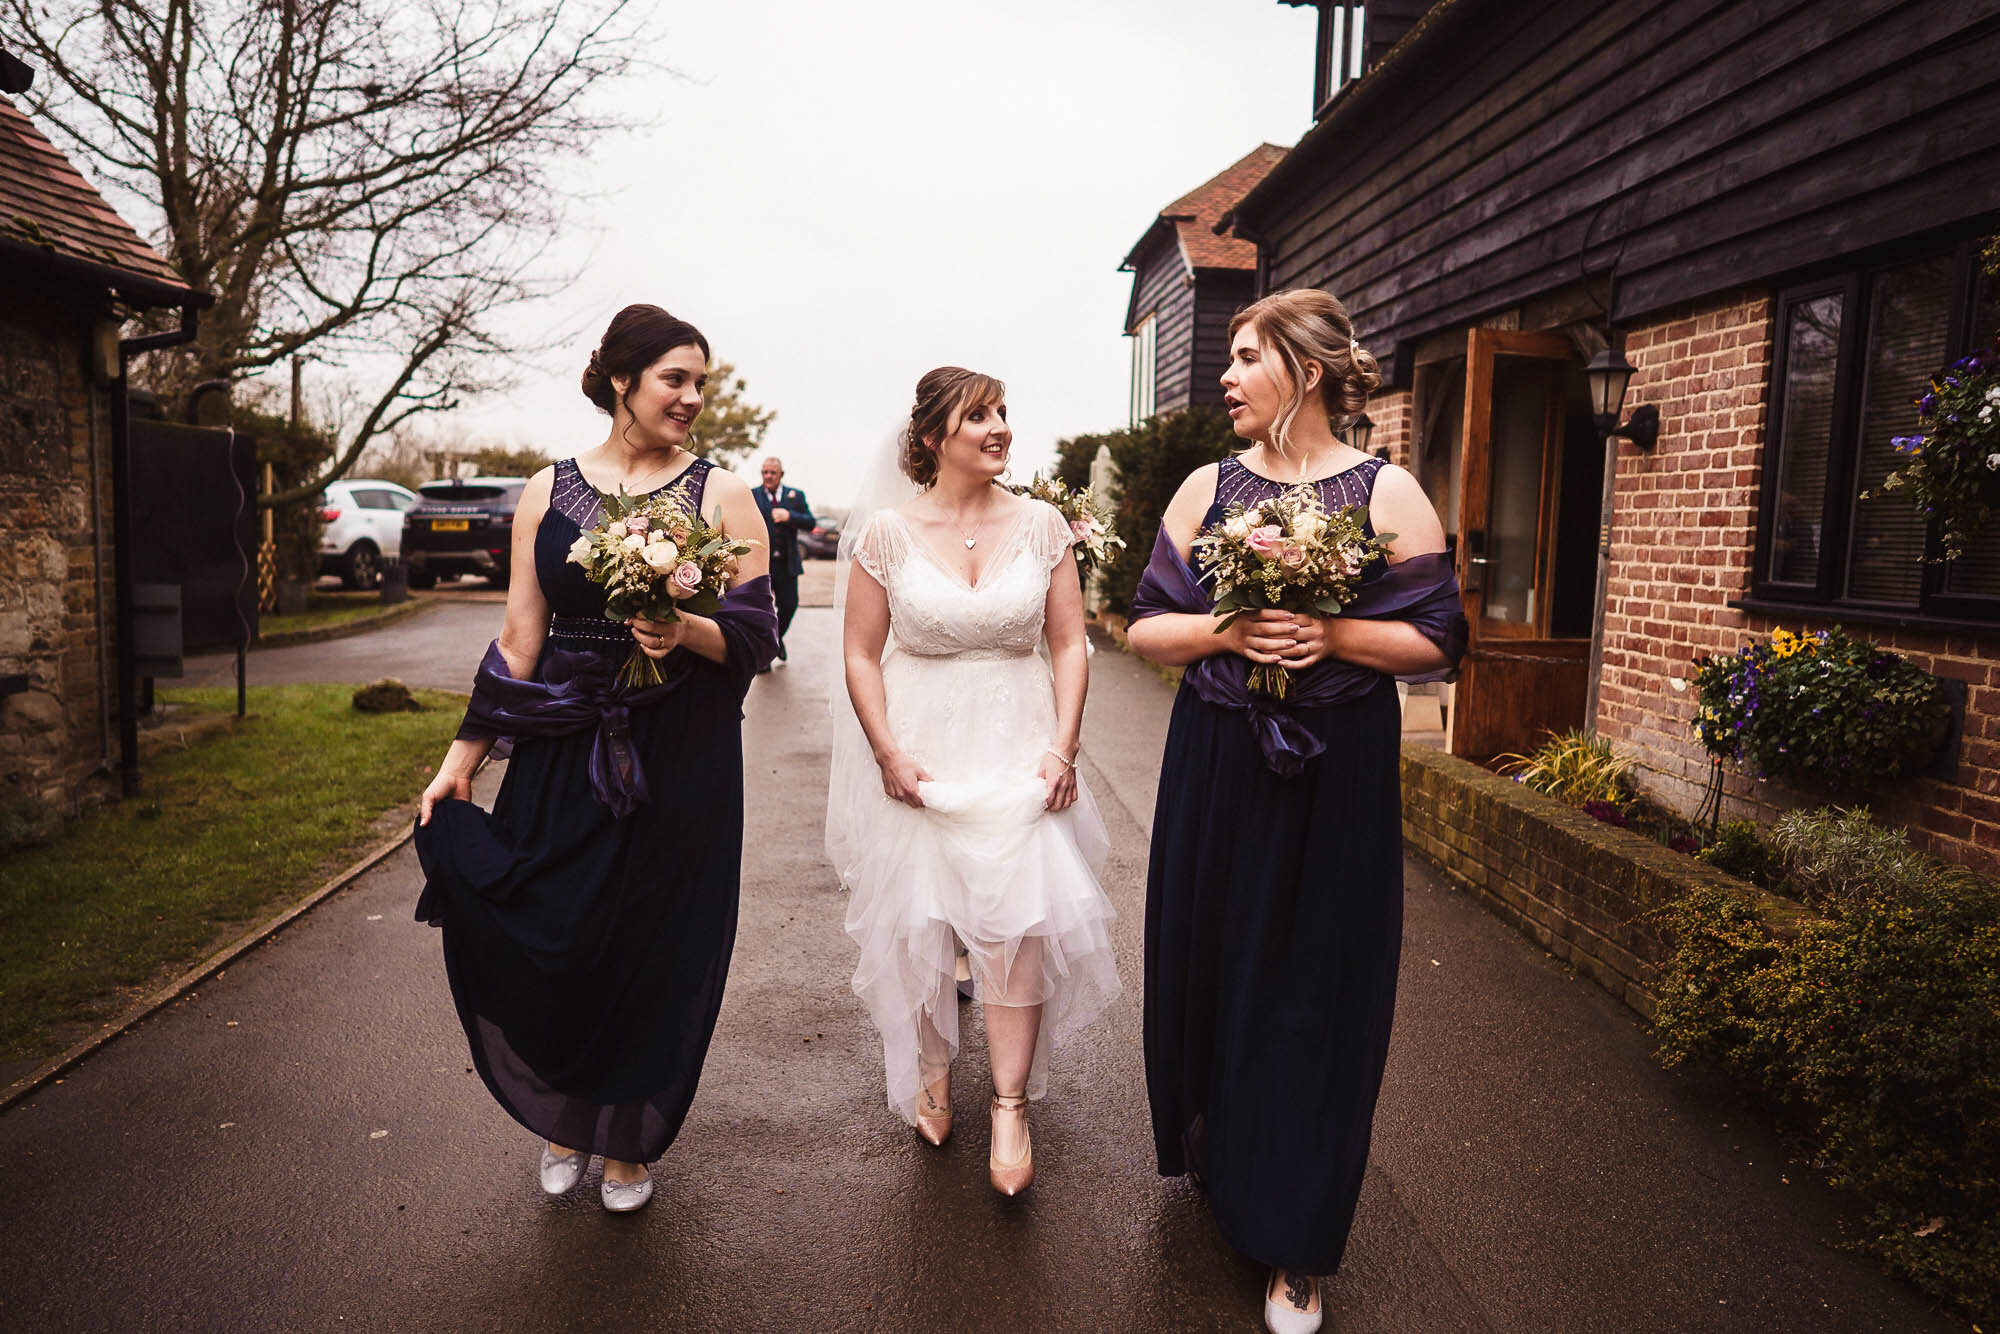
[458,640,671,818]
[1129,530,1468,775]
[451,575,781,815]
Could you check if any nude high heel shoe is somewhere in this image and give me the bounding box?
[915,1072,953,1148]
[988,1092,1033,1195]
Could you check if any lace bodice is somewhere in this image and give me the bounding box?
[1204,454,1386,531]
[537,455,713,636]
[852,500,1073,658]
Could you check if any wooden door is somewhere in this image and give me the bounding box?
[1447,328,1591,759]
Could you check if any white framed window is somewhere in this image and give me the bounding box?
[1317,3,1368,109]
[1130,313,1158,425]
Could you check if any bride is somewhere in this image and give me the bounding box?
[827,366,1120,1196]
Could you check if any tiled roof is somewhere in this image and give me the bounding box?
[0,92,191,293]
[1164,143,1288,271]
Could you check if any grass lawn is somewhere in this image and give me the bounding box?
[0,684,462,1065]
[258,590,411,640]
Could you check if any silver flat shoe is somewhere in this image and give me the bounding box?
[600,1170,654,1213]
[1263,1270,1322,1334]
[538,1144,588,1196]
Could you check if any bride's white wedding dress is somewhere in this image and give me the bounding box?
[828,499,1121,1125]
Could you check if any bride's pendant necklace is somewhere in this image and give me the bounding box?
[939,497,987,549]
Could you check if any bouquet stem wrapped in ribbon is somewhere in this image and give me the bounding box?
[565,476,757,688]
[1193,484,1395,698]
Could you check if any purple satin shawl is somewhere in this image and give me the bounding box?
[454,575,779,816]
[1130,532,1468,775]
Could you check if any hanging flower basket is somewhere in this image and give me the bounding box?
[1873,335,2000,562]
[1691,627,1950,790]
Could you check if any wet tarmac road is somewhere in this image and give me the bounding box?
[0,606,1962,1332]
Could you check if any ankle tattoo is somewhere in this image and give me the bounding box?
[1285,1272,1314,1309]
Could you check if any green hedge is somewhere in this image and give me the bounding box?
[1652,814,2000,1322]
[1052,408,1239,615]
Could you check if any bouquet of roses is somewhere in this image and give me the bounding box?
[1011,474,1125,576]
[1192,483,1395,698]
[566,476,757,687]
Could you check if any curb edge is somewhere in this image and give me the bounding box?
[0,811,419,1114]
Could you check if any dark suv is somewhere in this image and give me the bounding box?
[402,478,529,588]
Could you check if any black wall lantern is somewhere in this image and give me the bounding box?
[1347,411,1374,455]
[1584,343,1658,450]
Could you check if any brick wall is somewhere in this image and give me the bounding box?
[1401,743,1804,1019]
[1367,388,1413,468]
[1597,289,2000,877]
[0,293,116,846]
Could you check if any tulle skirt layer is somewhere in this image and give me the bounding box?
[828,649,1120,1124]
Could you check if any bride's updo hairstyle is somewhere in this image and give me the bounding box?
[579,303,711,419]
[902,366,1006,488]
[1228,289,1382,451]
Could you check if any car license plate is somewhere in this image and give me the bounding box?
[431,519,470,531]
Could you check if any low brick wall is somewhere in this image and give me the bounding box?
[1399,744,1798,1021]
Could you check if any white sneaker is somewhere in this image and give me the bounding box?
[1264,1269,1321,1334]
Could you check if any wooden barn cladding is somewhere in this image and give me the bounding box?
[1228,0,2000,384]
[1122,144,1287,417]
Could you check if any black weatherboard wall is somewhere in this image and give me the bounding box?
[1231,0,2000,382]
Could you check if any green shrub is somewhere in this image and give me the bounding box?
[1768,806,1941,908]
[1494,729,1635,807]
[1652,819,2000,1322]
[1084,408,1240,615]
[1691,627,1950,791]
[1696,819,1782,890]
[1051,429,1111,491]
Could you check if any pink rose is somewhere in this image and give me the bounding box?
[1246,524,1286,558]
[1278,543,1307,569]
[1069,518,1091,541]
[623,515,650,535]
[668,561,704,599]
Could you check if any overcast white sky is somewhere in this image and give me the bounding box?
[443,0,1321,508]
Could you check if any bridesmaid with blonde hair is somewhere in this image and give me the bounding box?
[1128,289,1466,1331]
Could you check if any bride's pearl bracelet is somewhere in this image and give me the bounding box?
[1046,748,1076,771]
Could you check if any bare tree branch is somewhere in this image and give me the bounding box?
[8,0,651,504]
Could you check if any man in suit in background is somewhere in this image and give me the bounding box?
[753,456,815,667]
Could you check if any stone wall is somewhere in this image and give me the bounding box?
[1597,289,2000,877]
[0,292,116,846]
[1400,743,1800,1020]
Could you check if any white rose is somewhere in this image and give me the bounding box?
[1223,515,1251,540]
[622,532,645,551]
[641,539,679,571]
[1988,453,2000,471]
[1242,509,1263,527]
[566,534,594,563]
[1293,510,1326,544]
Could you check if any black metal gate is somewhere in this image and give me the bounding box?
[128,420,258,654]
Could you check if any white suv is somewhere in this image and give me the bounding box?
[318,479,420,589]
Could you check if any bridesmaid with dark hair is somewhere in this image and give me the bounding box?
[1127,289,1466,1332]
[414,303,778,1212]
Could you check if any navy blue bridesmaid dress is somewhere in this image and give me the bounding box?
[415,456,778,1164]
[1138,455,1464,1275]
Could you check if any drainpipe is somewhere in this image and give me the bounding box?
[112,303,202,795]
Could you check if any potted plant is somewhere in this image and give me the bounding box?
[1874,334,2000,562]
[1691,627,1950,789]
